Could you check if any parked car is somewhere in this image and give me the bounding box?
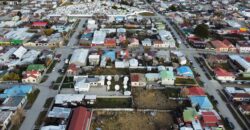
[228,122,235,129]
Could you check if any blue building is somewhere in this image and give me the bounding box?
[189,96,213,110]
[0,85,33,98]
[177,66,194,77]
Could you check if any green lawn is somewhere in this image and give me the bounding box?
[162,88,180,98]
[61,83,74,88]
[92,98,132,108]
[55,76,64,83]
[86,68,129,75]
[63,76,74,83]
[175,78,196,85]
[43,97,54,108]
[25,89,40,109]
[40,75,48,83]
[46,60,57,74]
[52,84,60,90]
[35,111,48,128]
[138,12,155,16]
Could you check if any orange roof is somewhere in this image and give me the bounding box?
[105,38,116,45]
[223,39,233,47]
[211,40,228,48]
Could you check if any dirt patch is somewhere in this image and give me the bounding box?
[132,88,180,109]
[91,111,173,130]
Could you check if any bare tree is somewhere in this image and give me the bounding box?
[11,108,25,126]
[180,87,189,97]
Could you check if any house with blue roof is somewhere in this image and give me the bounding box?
[81,33,93,40]
[189,96,213,110]
[177,66,194,78]
[102,50,116,62]
[0,85,33,98]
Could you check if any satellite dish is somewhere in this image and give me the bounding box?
[123,85,128,89]
[115,85,120,91]
[107,86,110,90]
[114,75,119,81]
[107,76,112,81]
[123,80,128,85]
[124,91,131,96]
[124,76,129,81]
[107,81,111,86]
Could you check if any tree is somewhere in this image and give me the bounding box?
[17,11,22,20]
[169,5,178,11]
[11,108,25,126]
[193,24,209,39]
[180,87,189,97]
[2,72,20,81]
[43,29,54,36]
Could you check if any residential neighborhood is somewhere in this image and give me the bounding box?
[0,0,250,130]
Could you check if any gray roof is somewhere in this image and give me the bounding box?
[48,107,71,119]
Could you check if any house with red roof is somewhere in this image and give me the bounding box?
[239,104,250,115]
[104,38,116,48]
[128,38,139,47]
[187,86,206,96]
[67,64,77,75]
[231,93,250,102]
[153,39,168,48]
[236,41,250,53]
[213,67,235,82]
[188,36,206,49]
[32,22,48,27]
[130,73,146,87]
[22,70,41,83]
[210,40,229,52]
[200,110,222,128]
[119,35,126,43]
[223,39,236,52]
[67,107,91,130]
[245,56,250,63]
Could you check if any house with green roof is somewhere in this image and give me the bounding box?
[183,107,198,122]
[26,64,46,72]
[10,39,23,45]
[160,67,175,85]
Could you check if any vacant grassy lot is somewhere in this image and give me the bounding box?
[91,111,173,130]
[92,98,131,108]
[132,88,180,110]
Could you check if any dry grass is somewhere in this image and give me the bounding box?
[91,111,173,130]
[132,88,179,110]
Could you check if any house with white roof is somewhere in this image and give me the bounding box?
[92,31,106,46]
[54,94,84,105]
[12,46,27,59]
[70,49,89,67]
[74,75,105,92]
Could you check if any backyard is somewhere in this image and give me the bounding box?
[91,98,131,108]
[132,88,181,110]
[91,111,173,130]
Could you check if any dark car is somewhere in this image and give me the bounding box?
[224,117,229,123]
[228,122,235,129]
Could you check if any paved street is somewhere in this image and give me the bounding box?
[144,0,243,129]
[20,19,85,130]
